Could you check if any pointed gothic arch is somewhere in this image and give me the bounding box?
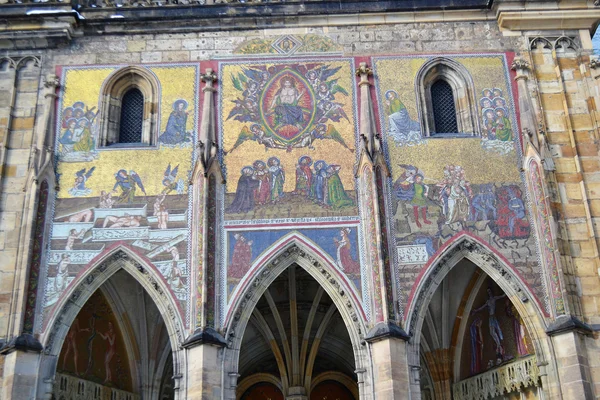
[415,57,479,136]
[98,66,161,147]
[404,233,561,400]
[222,233,373,400]
[37,246,187,399]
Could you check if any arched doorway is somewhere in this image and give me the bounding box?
[38,249,186,400]
[223,238,372,400]
[236,265,357,399]
[405,238,557,400]
[54,270,173,399]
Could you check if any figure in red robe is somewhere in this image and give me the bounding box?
[334,228,360,275]
[294,156,313,196]
[229,233,254,279]
[253,160,271,205]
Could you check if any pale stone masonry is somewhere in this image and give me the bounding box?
[1,1,600,399]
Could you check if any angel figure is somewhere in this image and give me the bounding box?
[162,163,185,195]
[318,101,350,123]
[228,124,287,153]
[227,98,259,123]
[227,71,264,123]
[69,166,95,196]
[316,79,348,103]
[112,169,146,204]
[241,67,270,90]
[311,65,342,89]
[294,123,353,152]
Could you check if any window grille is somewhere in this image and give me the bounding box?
[431,79,458,134]
[118,88,144,144]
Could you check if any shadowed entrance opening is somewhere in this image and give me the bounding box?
[53,270,174,399]
[418,259,541,400]
[237,265,358,400]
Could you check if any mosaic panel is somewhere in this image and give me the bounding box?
[362,166,384,322]
[528,159,565,315]
[24,180,49,334]
[373,54,547,316]
[225,226,362,303]
[220,59,359,224]
[58,290,134,392]
[234,34,342,55]
[461,277,534,379]
[43,64,198,330]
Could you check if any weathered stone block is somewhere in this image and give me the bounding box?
[359,31,375,42]
[146,39,182,52]
[182,38,215,50]
[161,51,190,62]
[97,52,141,64]
[375,31,393,42]
[141,52,162,63]
[127,40,147,52]
[9,117,34,130]
[339,32,360,45]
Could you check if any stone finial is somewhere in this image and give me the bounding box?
[511,58,530,82]
[201,68,217,84]
[511,58,530,73]
[355,62,373,77]
[355,62,373,87]
[201,68,217,93]
[44,74,60,89]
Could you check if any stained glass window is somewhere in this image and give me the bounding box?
[118,88,144,144]
[431,79,458,134]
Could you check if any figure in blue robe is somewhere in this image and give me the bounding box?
[59,118,78,154]
[159,99,191,144]
[507,189,526,235]
[227,167,260,214]
[312,161,328,205]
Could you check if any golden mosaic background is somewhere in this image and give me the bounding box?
[221,61,357,194]
[57,66,197,199]
[391,139,520,183]
[375,55,519,183]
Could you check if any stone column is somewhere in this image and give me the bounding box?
[184,67,227,399]
[286,386,308,400]
[0,336,42,400]
[368,335,411,400]
[184,337,226,399]
[547,321,595,399]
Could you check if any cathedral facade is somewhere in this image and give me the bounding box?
[1,1,600,399]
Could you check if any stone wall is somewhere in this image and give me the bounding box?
[1,2,600,399]
[42,21,522,70]
[0,55,42,339]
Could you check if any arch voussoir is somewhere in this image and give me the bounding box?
[38,247,187,400]
[405,234,559,400]
[222,234,373,400]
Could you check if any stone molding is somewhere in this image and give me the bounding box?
[222,238,373,400]
[498,9,600,31]
[406,237,535,337]
[181,327,226,348]
[0,333,43,355]
[545,315,594,337]
[452,355,541,400]
[226,244,365,347]
[364,321,410,343]
[43,249,185,355]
